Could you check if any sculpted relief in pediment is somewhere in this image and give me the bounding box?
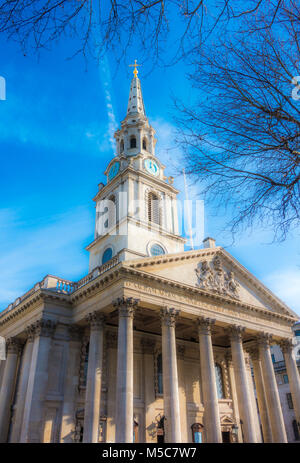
[195,256,240,300]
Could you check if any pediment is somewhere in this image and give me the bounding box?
[125,248,298,319]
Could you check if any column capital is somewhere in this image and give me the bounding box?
[86,311,105,330]
[197,317,215,335]
[31,319,57,338]
[227,325,245,341]
[257,332,273,347]
[279,337,294,354]
[6,338,23,355]
[113,297,139,318]
[160,307,180,327]
[141,338,156,354]
[25,325,36,342]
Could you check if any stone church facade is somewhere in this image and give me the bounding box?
[0,69,299,444]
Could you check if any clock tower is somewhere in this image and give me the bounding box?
[87,65,185,271]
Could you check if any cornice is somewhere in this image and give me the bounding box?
[0,290,71,328]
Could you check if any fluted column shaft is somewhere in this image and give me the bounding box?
[258,334,287,442]
[20,319,56,443]
[248,348,272,443]
[229,326,257,442]
[10,328,35,443]
[83,313,105,443]
[198,318,222,443]
[161,308,181,443]
[280,339,300,434]
[0,338,22,442]
[114,297,139,443]
[60,326,82,443]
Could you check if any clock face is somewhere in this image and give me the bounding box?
[145,158,159,176]
[108,161,120,181]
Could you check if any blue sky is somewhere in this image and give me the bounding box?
[0,31,299,316]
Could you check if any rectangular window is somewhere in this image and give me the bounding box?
[287,393,294,409]
[283,374,289,384]
[271,354,276,363]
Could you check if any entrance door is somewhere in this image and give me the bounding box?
[222,431,231,443]
[157,417,165,443]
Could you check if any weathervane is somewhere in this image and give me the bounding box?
[129,59,141,78]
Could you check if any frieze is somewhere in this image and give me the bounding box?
[195,256,240,299]
[123,279,292,331]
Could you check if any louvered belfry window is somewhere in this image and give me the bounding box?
[148,192,160,225]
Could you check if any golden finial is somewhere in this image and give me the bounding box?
[129,59,141,78]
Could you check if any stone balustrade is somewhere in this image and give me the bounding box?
[0,255,119,319]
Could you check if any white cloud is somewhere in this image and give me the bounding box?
[263,268,300,316]
[99,57,118,154]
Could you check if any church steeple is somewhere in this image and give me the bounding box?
[86,67,185,271]
[114,67,156,158]
[127,74,146,116]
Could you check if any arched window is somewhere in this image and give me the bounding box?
[157,353,163,394]
[148,192,160,225]
[150,244,165,257]
[102,248,113,265]
[130,136,136,149]
[191,423,203,443]
[215,363,225,399]
[142,138,147,150]
[120,139,124,153]
[133,421,139,442]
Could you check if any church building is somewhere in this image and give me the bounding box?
[0,66,299,444]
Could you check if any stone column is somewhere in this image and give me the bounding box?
[0,338,22,442]
[177,345,188,443]
[82,313,105,443]
[60,326,82,443]
[280,338,300,436]
[20,319,56,443]
[244,352,262,442]
[106,332,118,443]
[198,317,222,443]
[114,297,139,443]
[10,327,35,443]
[258,333,287,443]
[226,352,243,443]
[247,347,272,443]
[141,338,156,443]
[228,325,257,442]
[160,307,181,443]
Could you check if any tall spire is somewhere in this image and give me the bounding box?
[127,60,146,116]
